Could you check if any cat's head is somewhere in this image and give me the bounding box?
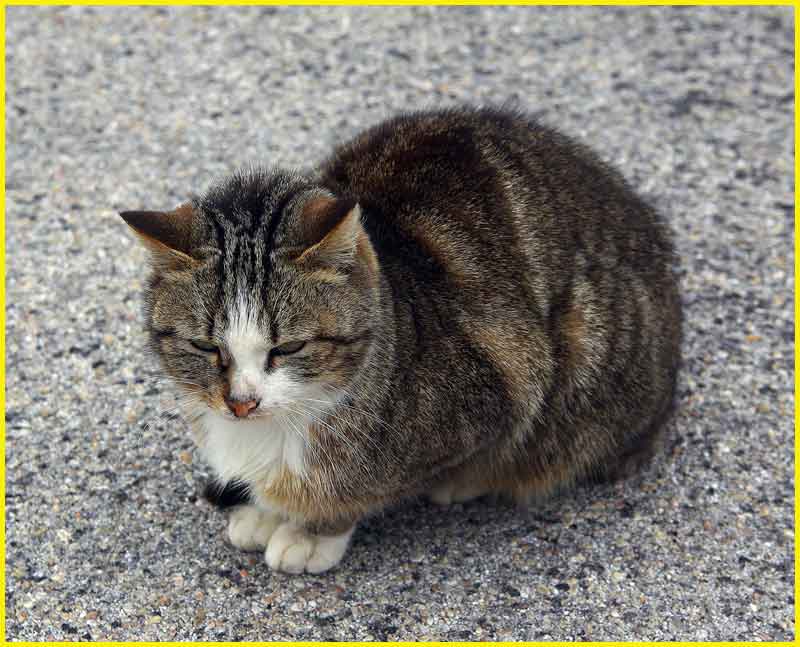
[121,168,380,423]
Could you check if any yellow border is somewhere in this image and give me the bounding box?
[2,1,796,645]
[794,2,798,642]
[1,7,6,647]
[1,0,797,5]
[5,644,800,647]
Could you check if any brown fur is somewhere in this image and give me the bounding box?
[561,302,587,371]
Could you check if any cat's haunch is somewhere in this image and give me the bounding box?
[121,106,681,574]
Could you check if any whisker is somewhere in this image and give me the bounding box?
[277,411,332,500]
[286,403,380,487]
[293,399,393,463]
[140,395,205,435]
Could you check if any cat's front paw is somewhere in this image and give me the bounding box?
[227,505,283,551]
[265,522,354,574]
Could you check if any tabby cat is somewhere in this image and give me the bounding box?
[121,106,681,573]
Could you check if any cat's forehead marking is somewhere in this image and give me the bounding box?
[225,290,268,376]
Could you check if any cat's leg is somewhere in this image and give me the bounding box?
[265,520,355,574]
[428,481,488,506]
[227,504,284,551]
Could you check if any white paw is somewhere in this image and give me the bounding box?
[227,505,283,551]
[265,522,354,574]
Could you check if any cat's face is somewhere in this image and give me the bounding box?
[123,170,379,424]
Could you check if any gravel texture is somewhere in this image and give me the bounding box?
[5,6,794,641]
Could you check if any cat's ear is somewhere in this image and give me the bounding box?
[119,203,198,270]
[293,196,363,268]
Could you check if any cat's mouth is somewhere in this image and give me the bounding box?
[218,406,274,422]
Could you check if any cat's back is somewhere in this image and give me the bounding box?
[318,106,556,284]
[319,106,534,226]
[317,106,670,266]
[319,106,676,296]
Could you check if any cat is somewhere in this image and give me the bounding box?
[120,105,681,574]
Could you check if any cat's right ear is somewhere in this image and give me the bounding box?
[119,203,198,270]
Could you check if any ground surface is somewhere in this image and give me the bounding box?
[5,6,794,641]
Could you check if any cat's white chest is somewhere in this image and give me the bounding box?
[194,411,306,489]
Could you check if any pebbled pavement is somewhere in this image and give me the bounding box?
[5,6,794,640]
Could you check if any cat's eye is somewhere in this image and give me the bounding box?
[271,340,306,356]
[190,340,218,353]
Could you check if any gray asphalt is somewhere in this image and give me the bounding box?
[6,6,794,641]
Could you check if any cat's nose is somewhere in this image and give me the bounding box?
[225,396,260,418]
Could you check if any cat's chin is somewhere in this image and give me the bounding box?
[195,404,309,486]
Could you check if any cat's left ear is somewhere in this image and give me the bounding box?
[119,203,198,270]
[293,196,364,268]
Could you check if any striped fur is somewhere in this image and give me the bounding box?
[122,106,681,572]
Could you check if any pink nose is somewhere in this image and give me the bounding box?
[225,397,260,418]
